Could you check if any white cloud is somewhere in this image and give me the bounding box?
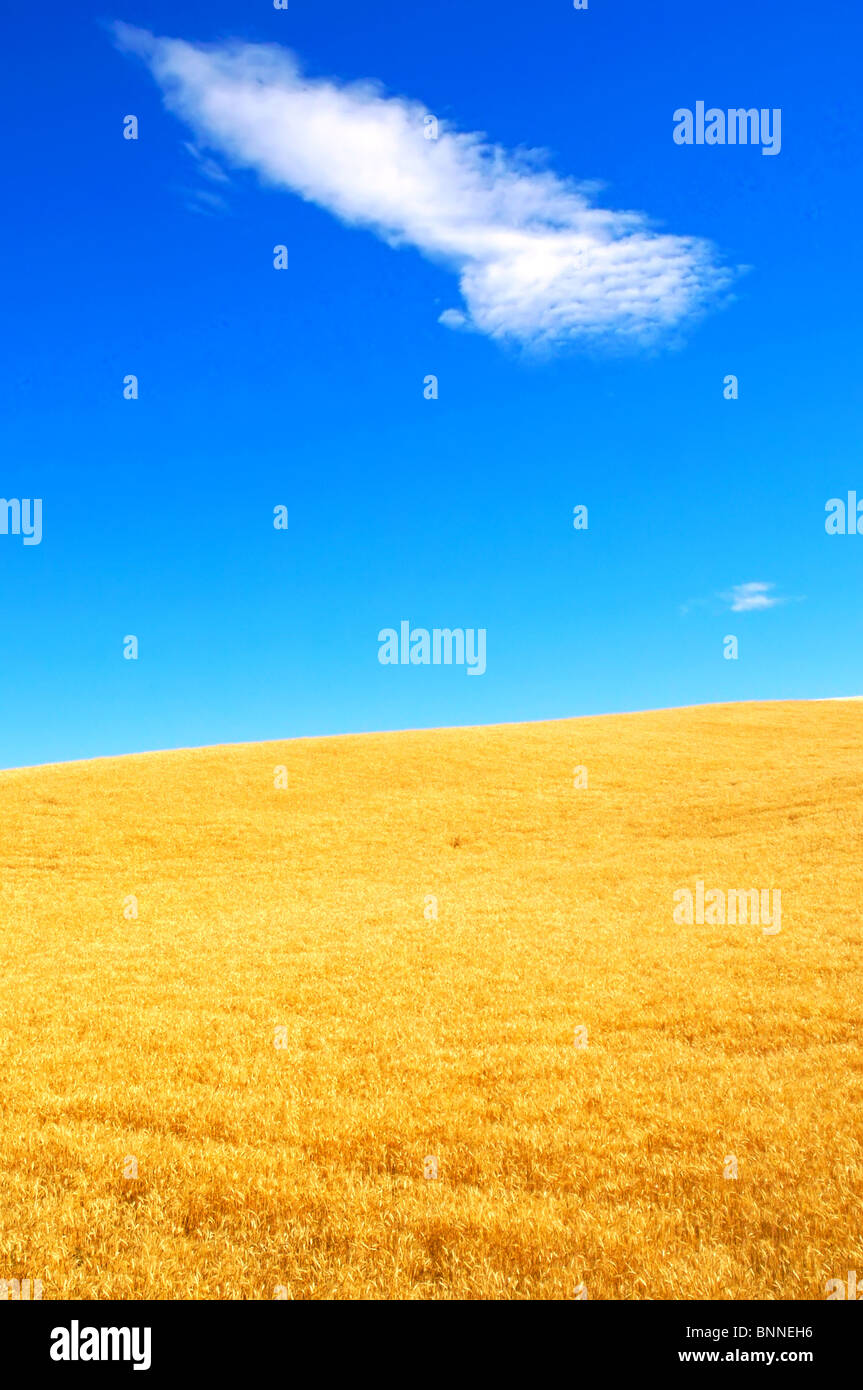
[113,24,734,349]
[183,141,231,184]
[724,582,783,613]
[184,186,229,216]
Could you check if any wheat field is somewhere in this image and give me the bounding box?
[0,699,860,1300]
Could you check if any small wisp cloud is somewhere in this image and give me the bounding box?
[113,24,733,350]
[680,581,793,617]
[725,582,783,613]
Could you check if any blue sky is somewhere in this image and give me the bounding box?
[1,0,860,768]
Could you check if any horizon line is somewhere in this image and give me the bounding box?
[2,695,859,778]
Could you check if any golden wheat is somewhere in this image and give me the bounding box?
[0,699,861,1299]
